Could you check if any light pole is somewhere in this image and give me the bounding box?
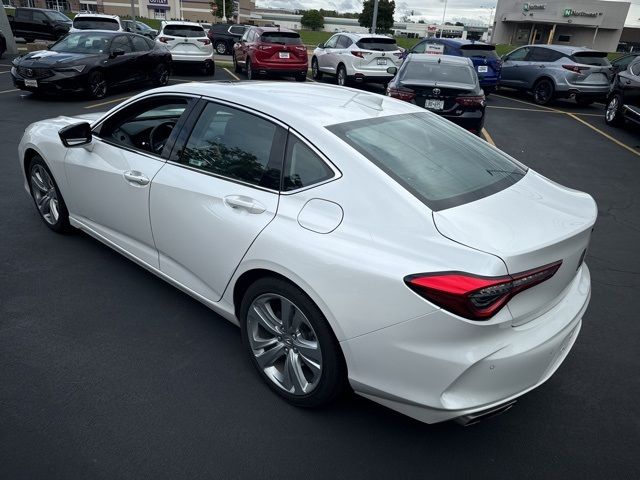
[222,0,227,23]
[371,0,379,34]
[481,4,496,41]
[130,0,135,21]
[439,0,448,38]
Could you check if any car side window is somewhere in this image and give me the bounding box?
[283,135,334,191]
[179,102,281,189]
[241,28,251,42]
[111,35,133,53]
[229,25,244,35]
[505,47,529,62]
[337,35,352,49]
[324,35,339,48]
[33,11,48,23]
[443,45,456,55]
[411,41,426,54]
[131,35,150,52]
[615,55,635,70]
[16,9,31,20]
[98,96,191,156]
[528,47,562,62]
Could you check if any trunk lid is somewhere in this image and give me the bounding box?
[433,170,596,325]
[568,50,614,84]
[401,80,475,112]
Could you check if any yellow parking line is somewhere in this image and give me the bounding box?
[566,113,640,158]
[0,70,10,74]
[0,88,19,94]
[84,96,131,109]
[482,128,496,146]
[493,93,560,113]
[487,105,601,117]
[223,67,240,81]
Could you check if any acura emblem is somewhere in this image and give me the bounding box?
[26,68,34,77]
[432,88,441,95]
[382,52,385,56]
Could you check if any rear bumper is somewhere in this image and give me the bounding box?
[441,111,485,133]
[251,60,308,74]
[555,78,610,96]
[341,264,590,424]
[171,53,214,63]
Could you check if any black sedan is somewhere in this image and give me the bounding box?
[386,54,486,135]
[11,31,171,99]
[605,57,640,128]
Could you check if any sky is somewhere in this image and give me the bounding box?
[256,0,640,27]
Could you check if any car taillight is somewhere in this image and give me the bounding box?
[294,46,306,51]
[351,51,365,58]
[562,64,589,73]
[455,95,486,107]
[158,36,172,43]
[198,38,211,45]
[404,261,562,320]
[387,86,415,102]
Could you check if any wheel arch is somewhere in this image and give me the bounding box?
[531,74,556,91]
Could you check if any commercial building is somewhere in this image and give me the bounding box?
[491,0,630,52]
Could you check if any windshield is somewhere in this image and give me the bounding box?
[260,32,301,44]
[73,17,119,31]
[327,113,526,211]
[48,11,71,22]
[50,32,110,54]
[402,61,475,85]
[460,45,499,60]
[572,52,610,66]
[163,25,205,37]
[356,37,398,51]
[136,21,151,30]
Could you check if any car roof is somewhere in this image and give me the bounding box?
[341,32,394,40]
[162,21,205,27]
[522,44,603,54]
[438,39,491,47]
[405,53,473,66]
[149,82,420,128]
[253,26,297,34]
[74,13,120,19]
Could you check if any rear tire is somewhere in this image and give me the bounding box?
[214,40,227,55]
[240,277,347,408]
[532,78,554,105]
[28,156,73,234]
[311,57,322,80]
[605,94,624,126]
[151,63,169,86]
[337,64,349,87]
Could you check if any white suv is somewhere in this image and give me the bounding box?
[70,14,124,33]
[311,33,403,86]
[156,21,214,75]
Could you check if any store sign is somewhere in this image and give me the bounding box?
[563,8,601,17]
[523,3,545,11]
[149,0,168,4]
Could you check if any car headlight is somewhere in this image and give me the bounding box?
[54,65,86,73]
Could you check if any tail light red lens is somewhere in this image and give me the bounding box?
[198,38,211,45]
[404,261,562,320]
[158,36,172,43]
[388,86,416,102]
[456,95,486,107]
[351,51,365,58]
[562,64,589,73]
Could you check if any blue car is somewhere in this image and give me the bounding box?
[403,39,502,93]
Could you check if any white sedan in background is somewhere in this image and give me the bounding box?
[18,82,596,425]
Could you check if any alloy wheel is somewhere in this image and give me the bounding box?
[156,65,169,85]
[30,164,60,225]
[337,67,346,86]
[606,96,619,122]
[216,41,226,55]
[533,81,552,105]
[247,293,323,395]
[89,72,107,98]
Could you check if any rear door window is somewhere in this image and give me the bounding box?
[356,37,398,51]
[327,113,526,211]
[131,35,150,52]
[73,17,120,31]
[261,32,301,45]
[163,25,205,37]
[229,25,245,35]
[336,35,352,49]
[528,47,564,62]
[111,35,133,53]
[283,135,334,191]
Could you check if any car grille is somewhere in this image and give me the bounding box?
[17,66,54,79]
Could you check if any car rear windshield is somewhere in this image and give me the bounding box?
[571,51,610,66]
[460,45,499,59]
[402,62,475,85]
[327,113,526,211]
[260,32,301,44]
[356,37,398,51]
[73,18,119,31]
[163,25,205,37]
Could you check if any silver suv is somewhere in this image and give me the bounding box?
[499,45,612,106]
[311,33,402,86]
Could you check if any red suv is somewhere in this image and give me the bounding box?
[233,26,308,81]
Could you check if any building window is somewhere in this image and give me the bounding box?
[153,9,167,20]
[558,34,571,43]
[2,0,12,7]
[79,3,98,12]
[45,0,70,11]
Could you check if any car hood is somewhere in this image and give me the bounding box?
[17,50,102,67]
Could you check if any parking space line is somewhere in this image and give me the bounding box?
[0,88,19,94]
[223,68,240,81]
[487,105,601,117]
[482,128,496,146]
[84,96,131,109]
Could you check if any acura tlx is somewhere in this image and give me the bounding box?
[18,82,596,424]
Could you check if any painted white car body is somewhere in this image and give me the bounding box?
[156,21,213,65]
[69,14,124,33]
[17,82,596,424]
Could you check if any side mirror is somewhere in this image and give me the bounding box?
[387,66,398,75]
[317,43,324,49]
[110,49,125,58]
[59,122,92,148]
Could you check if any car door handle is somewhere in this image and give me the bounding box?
[224,195,266,214]
[123,170,150,185]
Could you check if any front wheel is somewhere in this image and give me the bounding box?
[532,78,554,105]
[605,94,624,126]
[28,156,72,233]
[337,64,349,87]
[311,58,322,80]
[151,63,169,86]
[86,70,107,99]
[240,277,347,407]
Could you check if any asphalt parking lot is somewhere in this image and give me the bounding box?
[1,59,639,479]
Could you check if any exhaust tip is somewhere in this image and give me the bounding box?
[454,400,516,426]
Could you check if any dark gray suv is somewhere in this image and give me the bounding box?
[499,45,613,106]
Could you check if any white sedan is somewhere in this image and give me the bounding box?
[18,82,596,424]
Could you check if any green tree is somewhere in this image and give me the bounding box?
[210,0,233,20]
[301,10,324,31]
[358,0,396,33]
